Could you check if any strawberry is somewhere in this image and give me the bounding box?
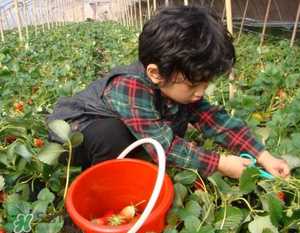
[0,191,5,203]
[0,228,5,233]
[4,135,17,145]
[119,205,136,220]
[194,179,205,191]
[27,98,33,105]
[277,191,285,202]
[14,101,24,112]
[34,138,44,148]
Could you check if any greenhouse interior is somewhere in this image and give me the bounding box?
[0,0,300,232]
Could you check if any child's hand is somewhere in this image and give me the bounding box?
[257,150,290,178]
[217,155,252,179]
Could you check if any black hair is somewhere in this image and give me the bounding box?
[138,6,235,83]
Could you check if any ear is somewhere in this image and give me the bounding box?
[146,64,164,85]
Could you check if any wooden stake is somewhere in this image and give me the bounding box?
[153,0,157,12]
[225,0,236,100]
[165,0,169,7]
[184,0,188,6]
[260,0,272,48]
[133,0,137,28]
[237,0,249,43]
[14,0,23,41]
[290,0,300,47]
[32,0,38,36]
[22,0,29,41]
[147,0,151,20]
[0,10,5,42]
[139,0,143,30]
[129,1,134,27]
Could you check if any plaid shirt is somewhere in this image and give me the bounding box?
[103,74,264,177]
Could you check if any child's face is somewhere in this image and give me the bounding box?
[159,72,209,104]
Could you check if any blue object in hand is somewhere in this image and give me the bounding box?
[240,153,274,179]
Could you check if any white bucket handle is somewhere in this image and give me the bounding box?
[117,138,166,233]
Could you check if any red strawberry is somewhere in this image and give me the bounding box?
[0,191,5,203]
[277,191,285,202]
[194,179,205,191]
[14,101,24,112]
[34,138,44,148]
[4,135,17,144]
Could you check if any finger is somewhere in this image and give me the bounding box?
[241,158,252,166]
[281,164,290,177]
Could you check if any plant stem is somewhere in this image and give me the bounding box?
[220,201,227,230]
[63,139,72,200]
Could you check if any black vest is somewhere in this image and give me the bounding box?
[47,62,189,142]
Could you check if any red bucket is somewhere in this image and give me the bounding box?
[65,158,174,233]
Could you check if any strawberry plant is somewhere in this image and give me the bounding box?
[0,21,300,232]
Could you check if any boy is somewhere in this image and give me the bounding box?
[48,6,289,179]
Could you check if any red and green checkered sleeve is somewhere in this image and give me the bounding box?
[188,99,265,157]
[103,76,220,177]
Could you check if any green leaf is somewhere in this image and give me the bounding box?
[281,154,300,170]
[208,172,233,194]
[185,200,201,217]
[163,228,178,233]
[184,215,201,232]
[248,215,278,233]
[291,133,300,149]
[173,183,188,207]
[174,170,197,185]
[239,167,260,194]
[48,120,71,142]
[37,188,55,203]
[37,143,65,165]
[214,207,244,230]
[267,194,283,226]
[4,194,31,217]
[35,216,64,233]
[15,143,32,161]
[197,225,215,233]
[69,132,83,147]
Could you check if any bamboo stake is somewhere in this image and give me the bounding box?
[139,0,143,30]
[0,10,5,42]
[123,0,128,26]
[290,0,300,47]
[134,0,138,29]
[62,0,66,25]
[153,0,157,12]
[22,0,29,41]
[225,0,236,100]
[46,0,51,29]
[260,0,272,48]
[237,0,249,43]
[14,0,23,41]
[210,0,215,8]
[129,1,134,27]
[124,0,129,26]
[32,0,38,36]
[41,0,46,32]
[147,0,151,20]
[82,0,85,21]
